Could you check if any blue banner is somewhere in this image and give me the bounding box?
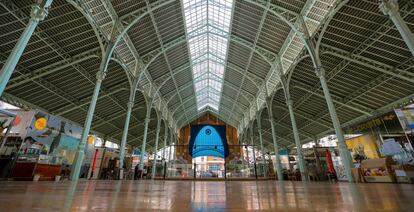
[189,125,228,158]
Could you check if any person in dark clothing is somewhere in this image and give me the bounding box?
[134,164,139,180]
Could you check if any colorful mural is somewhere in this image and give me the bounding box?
[9,110,93,165]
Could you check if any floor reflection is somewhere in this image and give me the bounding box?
[0,180,413,211]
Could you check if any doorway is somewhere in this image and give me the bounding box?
[193,156,225,179]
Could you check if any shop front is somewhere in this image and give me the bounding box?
[0,109,95,181]
[345,107,414,183]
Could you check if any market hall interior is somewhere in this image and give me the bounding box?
[1,0,414,211]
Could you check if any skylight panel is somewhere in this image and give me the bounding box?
[183,0,234,111]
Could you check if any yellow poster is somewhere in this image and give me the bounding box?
[346,134,379,160]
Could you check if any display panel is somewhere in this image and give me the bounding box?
[188,125,228,158]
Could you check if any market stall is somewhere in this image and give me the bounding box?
[0,109,95,180]
[11,154,61,181]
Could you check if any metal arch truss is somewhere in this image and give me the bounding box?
[103,0,324,130]
[77,0,176,130]
[139,25,277,125]
[238,0,346,133]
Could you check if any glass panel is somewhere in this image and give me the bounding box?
[183,0,234,111]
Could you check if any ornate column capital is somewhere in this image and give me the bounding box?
[314,66,325,79]
[30,1,52,22]
[127,101,134,109]
[268,116,276,123]
[286,99,293,107]
[379,0,400,17]
[96,71,106,81]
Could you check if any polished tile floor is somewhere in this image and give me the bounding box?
[0,180,413,211]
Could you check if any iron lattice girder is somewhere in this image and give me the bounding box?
[240,0,327,131]
[170,84,250,115]
[141,33,277,67]
[140,34,272,124]
[176,99,241,123]
[293,92,414,149]
[251,125,291,148]
[290,56,414,137]
[88,0,173,127]
[240,2,414,133]
[342,57,414,104]
[104,0,319,129]
[226,0,270,127]
[172,94,245,124]
[54,85,128,115]
[115,0,304,35]
[256,1,414,138]
[176,109,239,129]
[1,92,120,143]
[93,105,147,129]
[5,48,101,90]
[263,117,314,140]
[145,0,191,125]
[293,84,373,116]
[158,57,262,103]
[100,0,178,128]
[272,105,332,129]
[108,118,157,139]
[140,32,273,90]
[2,0,143,133]
[1,61,139,142]
[320,44,414,83]
[1,0,130,113]
[167,76,249,113]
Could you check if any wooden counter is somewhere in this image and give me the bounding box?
[11,162,62,181]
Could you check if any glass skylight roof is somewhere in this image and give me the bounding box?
[183,0,234,111]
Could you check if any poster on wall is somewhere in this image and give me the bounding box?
[12,110,93,165]
[7,110,35,139]
[345,134,380,161]
[395,108,414,130]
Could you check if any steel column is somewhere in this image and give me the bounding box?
[139,110,151,171]
[269,116,284,181]
[239,132,246,173]
[161,127,168,176]
[267,104,284,181]
[287,99,307,181]
[0,0,53,96]
[249,124,257,178]
[318,70,353,182]
[70,41,115,181]
[118,84,137,179]
[305,34,354,182]
[172,133,177,161]
[151,117,162,179]
[257,119,267,178]
[168,129,173,169]
[380,0,414,56]
[245,132,250,175]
